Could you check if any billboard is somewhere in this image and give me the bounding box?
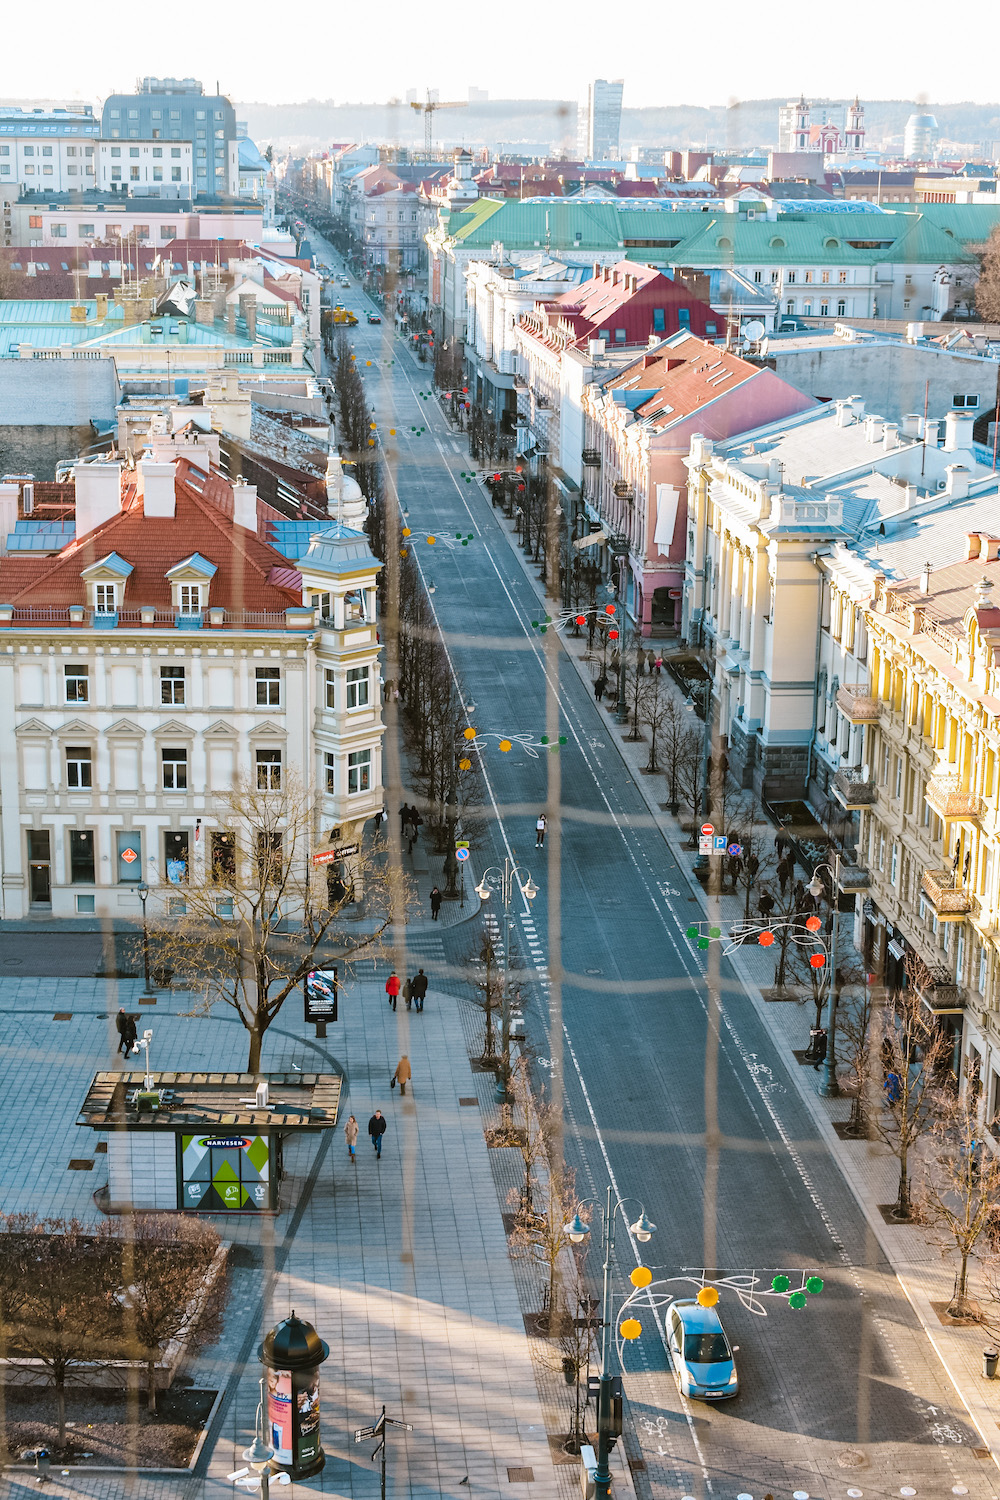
[180,1133,270,1212]
[304,967,338,1024]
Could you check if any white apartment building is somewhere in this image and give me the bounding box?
[0,106,98,192]
[96,141,194,198]
[0,425,384,921]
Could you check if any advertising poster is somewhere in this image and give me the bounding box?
[297,1368,321,1466]
[268,1368,294,1464]
[304,967,338,1024]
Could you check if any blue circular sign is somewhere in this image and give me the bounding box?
[727,843,742,857]
[455,848,470,862]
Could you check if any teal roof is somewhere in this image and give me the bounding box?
[441,201,1000,267]
[0,298,287,356]
[299,526,380,577]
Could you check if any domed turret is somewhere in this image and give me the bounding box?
[325,446,366,531]
[258,1311,330,1370]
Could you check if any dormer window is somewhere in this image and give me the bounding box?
[82,551,133,617]
[180,584,202,614]
[166,553,217,618]
[94,583,118,613]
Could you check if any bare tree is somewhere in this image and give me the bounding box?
[871,975,951,1221]
[509,1163,579,1336]
[920,1088,1000,1320]
[116,1216,224,1411]
[652,688,686,804]
[837,977,881,1138]
[150,773,409,1070]
[725,791,776,920]
[975,226,1000,323]
[555,1251,599,1454]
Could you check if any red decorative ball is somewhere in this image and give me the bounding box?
[805,913,822,931]
[758,930,775,947]
[576,614,586,625]
[605,604,616,616]
[810,953,826,969]
[608,629,619,640]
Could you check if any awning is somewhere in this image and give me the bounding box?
[887,939,905,961]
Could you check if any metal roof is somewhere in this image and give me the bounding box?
[78,1070,342,1131]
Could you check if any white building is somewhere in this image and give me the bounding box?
[97,140,194,198]
[0,425,384,920]
[0,106,98,192]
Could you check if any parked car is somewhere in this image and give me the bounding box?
[666,1300,739,1399]
[367,311,382,323]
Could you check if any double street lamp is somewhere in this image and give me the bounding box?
[565,1188,655,1500]
[474,858,538,1101]
[137,881,155,1002]
[242,1375,276,1500]
[809,853,844,1099]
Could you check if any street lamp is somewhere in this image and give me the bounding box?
[809,852,843,1099]
[242,1376,275,1500]
[137,880,154,1000]
[474,857,538,1100]
[563,1187,656,1500]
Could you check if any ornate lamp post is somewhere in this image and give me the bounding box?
[474,859,538,1100]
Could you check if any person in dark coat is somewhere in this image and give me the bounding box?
[757,889,775,922]
[777,855,793,896]
[115,1008,137,1057]
[429,886,442,921]
[594,674,607,701]
[368,1110,387,1158]
[410,969,428,1011]
[811,1027,828,1071]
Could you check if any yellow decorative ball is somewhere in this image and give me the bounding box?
[630,1266,653,1288]
[402,527,411,538]
[499,739,512,752]
[463,727,477,741]
[426,535,436,545]
[619,1318,642,1340]
[696,1286,719,1307]
[459,757,472,771]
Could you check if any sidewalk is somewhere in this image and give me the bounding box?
[0,952,559,1500]
[474,475,1000,1466]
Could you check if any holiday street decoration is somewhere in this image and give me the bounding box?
[531,603,619,636]
[459,726,568,761]
[399,529,474,558]
[613,1267,825,1359]
[685,912,826,962]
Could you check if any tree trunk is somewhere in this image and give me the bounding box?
[247,1025,264,1073]
[147,1358,158,1413]
[56,1373,66,1447]
[947,1255,973,1318]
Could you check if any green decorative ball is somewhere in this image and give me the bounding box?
[686,925,699,940]
[805,1276,824,1295]
[788,1292,807,1309]
[771,1275,790,1293]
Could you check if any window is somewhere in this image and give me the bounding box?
[171,147,181,158]
[652,308,666,332]
[903,299,910,311]
[614,328,626,342]
[837,300,846,316]
[255,667,281,706]
[256,749,282,790]
[161,223,177,238]
[153,168,162,181]
[803,301,812,315]
[130,167,140,181]
[348,748,371,794]
[821,270,831,284]
[79,223,94,236]
[179,584,201,614]
[133,223,149,237]
[346,666,370,710]
[311,591,332,619]
[324,668,337,709]
[211,831,235,880]
[953,394,980,409]
[152,147,162,158]
[787,271,796,284]
[112,168,122,180]
[64,663,89,703]
[753,270,762,283]
[770,270,779,283]
[160,665,185,704]
[24,146,34,158]
[786,300,794,314]
[820,302,829,317]
[94,583,117,613]
[171,168,181,182]
[67,165,78,176]
[255,830,282,883]
[325,752,336,792]
[162,748,188,790]
[839,270,848,283]
[164,830,189,884]
[66,746,92,789]
[24,166,35,176]
[68,829,95,883]
[129,147,140,158]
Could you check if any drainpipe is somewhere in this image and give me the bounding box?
[804,549,831,793]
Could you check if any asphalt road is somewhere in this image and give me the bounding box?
[311,230,993,1500]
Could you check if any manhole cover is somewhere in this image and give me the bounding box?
[839,1450,868,1469]
[586,968,602,975]
[602,898,621,906]
[67,1159,94,1171]
[507,1469,534,1483]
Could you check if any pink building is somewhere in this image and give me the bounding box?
[580,332,815,636]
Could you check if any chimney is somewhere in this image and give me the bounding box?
[944,410,975,452]
[834,400,853,427]
[139,457,177,517]
[232,476,258,531]
[864,415,884,445]
[945,463,970,499]
[226,301,237,335]
[767,456,781,483]
[245,300,257,341]
[882,422,899,451]
[647,333,660,348]
[588,338,606,361]
[94,292,108,321]
[0,481,19,554]
[920,561,932,593]
[73,459,123,539]
[979,534,1000,562]
[966,532,982,560]
[195,298,215,326]
[901,413,922,439]
[847,394,866,419]
[906,321,925,342]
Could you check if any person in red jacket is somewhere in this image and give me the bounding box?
[385,972,401,1011]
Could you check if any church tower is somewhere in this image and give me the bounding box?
[845,96,865,153]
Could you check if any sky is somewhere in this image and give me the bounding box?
[2,0,996,108]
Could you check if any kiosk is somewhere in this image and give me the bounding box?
[77,1071,341,1213]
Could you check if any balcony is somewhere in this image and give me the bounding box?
[832,768,877,810]
[836,683,880,724]
[921,868,973,920]
[582,449,601,467]
[924,773,983,823]
[914,963,965,1015]
[837,862,872,894]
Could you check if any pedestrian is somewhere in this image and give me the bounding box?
[402,976,412,1010]
[883,1070,901,1106]
[654,655,663,675]
[777,855,792,896]
[812,1027,828,1072]
[411,968,428,1011]
[115,1007,136,1057]
[368,1109,387,1158]
[594,674,607,702]
[646,649,657,674]
[385,971,401,1010]
[399,803,411,834]
[408,811,423,855]
[758,889,775,921]
[429,885,442,921]
[344,1115,358,1160]
[775,829,791,861]
[535,812,547,848]
[392,1054,412,1097]
[881,1037,894,1081]
[793,879,806,910]
[807,1024,823,1061]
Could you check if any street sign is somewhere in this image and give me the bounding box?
[701,823,714,836]
[698,836,712,855]
[455,848,470,862]
[336,842,360,858]
[354,1411,386,1443]
[713,836,727,853]
[728,843,742,857]
[455,839,469,849]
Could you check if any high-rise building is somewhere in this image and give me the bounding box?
[101,78,237,198]
[904,112,939,161]
[586,79,624,160]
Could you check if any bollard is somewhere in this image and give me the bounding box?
[984,1347,998,1379]
[35,1449,50,1483]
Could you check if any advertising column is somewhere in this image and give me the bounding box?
[259,1313,329,1478]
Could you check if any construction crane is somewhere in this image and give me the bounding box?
[409,92,466,160]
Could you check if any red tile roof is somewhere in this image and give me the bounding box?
[0,460,301,616]
[600,337,760,425]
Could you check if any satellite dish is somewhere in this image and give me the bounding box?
[741,320,765,343]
